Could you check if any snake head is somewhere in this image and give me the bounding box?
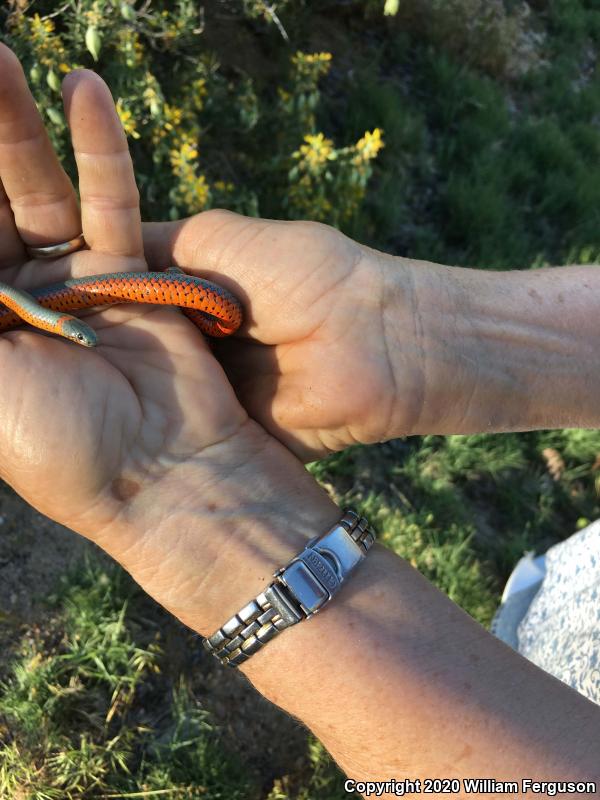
[61,318,98,348]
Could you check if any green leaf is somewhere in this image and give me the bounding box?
[85,26,102,62]
[46,107,63,126]
[120,2,136,21]
[46,69,61,93]
[29,64,41,84]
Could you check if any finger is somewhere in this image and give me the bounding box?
[0,178,25,270]
[0,44,80,247]
[8,249,147,296]
[62,70,143,259]
[143,211,284,283]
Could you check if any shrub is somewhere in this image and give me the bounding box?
[1,1,384,228]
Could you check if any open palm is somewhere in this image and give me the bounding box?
[0,46,246,559]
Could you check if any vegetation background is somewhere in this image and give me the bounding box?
[1,0,600,797]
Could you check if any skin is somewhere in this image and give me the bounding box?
[143,211,600,463]
[0,42,294,623]
[0,43,599,797]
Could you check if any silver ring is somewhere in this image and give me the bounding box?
[26,233,86,259]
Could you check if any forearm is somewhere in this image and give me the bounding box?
[241,541,600,795]
[382,256,600,436]
[94,436,600,795]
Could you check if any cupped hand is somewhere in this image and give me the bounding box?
[0,46,308,620]
[143,211,423,462]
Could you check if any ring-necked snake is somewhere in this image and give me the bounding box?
[0,268,242,346]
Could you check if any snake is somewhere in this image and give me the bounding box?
[0,268,242,346]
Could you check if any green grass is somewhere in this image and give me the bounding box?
[309,428,600,622]
[0,560,258,799]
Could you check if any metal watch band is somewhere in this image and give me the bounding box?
[203,510,376,667]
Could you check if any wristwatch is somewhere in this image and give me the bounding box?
[203,509,376,667]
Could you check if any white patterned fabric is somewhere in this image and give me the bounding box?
[516,520,600,704]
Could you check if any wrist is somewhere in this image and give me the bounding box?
[378,255,596,437]
[204,508,375,668]
[391,261,600,434]
[377,251,460,438]
[90,419,339,635]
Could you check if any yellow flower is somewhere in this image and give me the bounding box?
[183,174,210,209]
[305,52,332,64]
[143,82,163,118]
[58,63,71,73]
[169,134,200,173]
[164,104,184,132]
[295,133,334,170]
[143,86,158,103]
[170,146,197,169]
[354,128,384,162]
[84,8,103,27]
[293,51,332,67]
[116,99,140,139]
[175,173,211,212]
[191,78,207,111]
[27,12,66,66]
[30,13,54,38]
[213,180,234,193]
[291,51,332,80]
[117,29,145,67]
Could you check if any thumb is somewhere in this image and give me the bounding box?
[142,209,349,342]
[142,209,282,281]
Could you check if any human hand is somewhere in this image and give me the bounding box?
[143,212,425,462]
[0,45,337,634]
[143,202,600,460]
